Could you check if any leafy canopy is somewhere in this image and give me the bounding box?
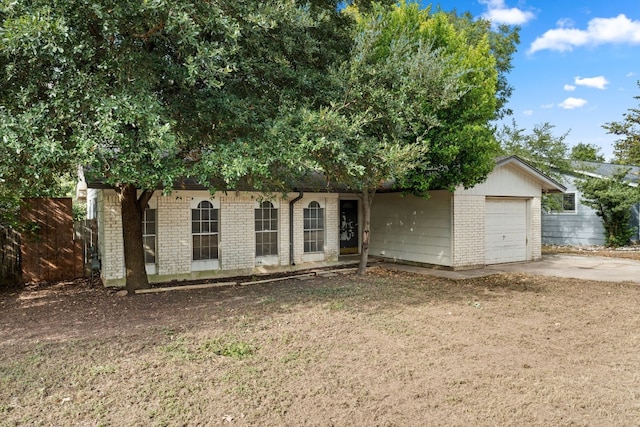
[0,0,351,289]
[606,82,640,165]
[570,143,605,163]
[284,3,504,194]
[0,0,349,213]
[280,2,509,274]
[497,120,572,181]
[0,0,348,192]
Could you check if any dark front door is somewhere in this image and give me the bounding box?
[339,200,359,254]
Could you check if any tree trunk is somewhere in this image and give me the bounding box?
[357,189,375,276]
[118,184,154,294]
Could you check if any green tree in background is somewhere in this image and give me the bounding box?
[570,143,606,163]
[576,169,640,247]
[606,82,640,165]
[497,120,572,212]
[497,120,572,181]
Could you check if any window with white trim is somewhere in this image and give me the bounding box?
[550,193,576,213]
[256,201,278,257]
[192,200,219,260]
[143,208,156,264]
[304,201,324,253]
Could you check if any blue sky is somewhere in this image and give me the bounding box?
[422,0,640,161]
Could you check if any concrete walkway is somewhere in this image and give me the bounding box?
[381,254,640,283]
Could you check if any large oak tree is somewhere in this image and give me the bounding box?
[0,0,350,292]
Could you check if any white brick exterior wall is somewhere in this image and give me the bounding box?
[156,194,191,276]
[100,193,125,281]
[451,194,485,269]
[324,196,340,261]
[530,197,542,261]
[90,184,543,284]
[279,201,291,266]
[220,193,256,270]
[92,190,340,285]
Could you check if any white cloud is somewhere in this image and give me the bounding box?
[479,0,535,25]
[627,72,637,77]
[558,97,588,109]
[523,110,533,116]
[575,76,609,89]
[541,103,554,109]
[564,84,576,91]
[529,14,640,54]
[556,18,575,28]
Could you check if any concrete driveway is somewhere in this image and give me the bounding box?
[381,254,640,283]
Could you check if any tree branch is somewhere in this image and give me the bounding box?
[132,21,165,41]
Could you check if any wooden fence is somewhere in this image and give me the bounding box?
[19,198,85,283]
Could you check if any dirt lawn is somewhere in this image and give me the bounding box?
[2,263,640,426]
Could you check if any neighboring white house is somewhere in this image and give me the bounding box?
[85,155,565,286]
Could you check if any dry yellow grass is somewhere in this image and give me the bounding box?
[2,268,640,426]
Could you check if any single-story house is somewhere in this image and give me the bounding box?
[84,155,565,286]
[542,161,640,246]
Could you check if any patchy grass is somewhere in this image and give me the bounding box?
[2,268,640,425]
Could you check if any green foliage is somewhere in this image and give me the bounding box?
[497,120,573,211]
[445,11,520,119]
[606,82,640,165]
[576,170,640,247]
[570,143,606,162]
[160,335,256,361]
[72,202,87,222]
[0,0,348,193]
[279,2,510,274]
[498,120,572,181]
[291,3,504,195]
[200,337,256,359]
[399,6,513,194]
[0,0,349,286]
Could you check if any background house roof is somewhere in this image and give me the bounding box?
[570,161,640,184]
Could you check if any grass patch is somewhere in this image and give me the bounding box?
[200,337,256,359]
[159,335,256,361]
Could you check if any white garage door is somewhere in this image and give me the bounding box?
[485,198,528,264]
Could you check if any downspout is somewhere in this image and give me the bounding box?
[289,191,304,265]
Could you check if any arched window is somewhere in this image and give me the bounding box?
[192,200,219,261]
[303,201,324,253]
[255,201,278,256]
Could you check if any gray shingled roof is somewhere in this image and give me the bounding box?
[570,161,640,183]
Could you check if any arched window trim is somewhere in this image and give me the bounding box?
[192,200,219,261]
[256,201,278,257]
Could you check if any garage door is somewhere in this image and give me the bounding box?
[485,198,528,264]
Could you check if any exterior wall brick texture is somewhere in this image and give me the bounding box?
[95,191,339,283]
[452,194,485,268]
[156,194,191,276]
[530,197,542,260]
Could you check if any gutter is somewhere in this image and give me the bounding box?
[289,191,304,265]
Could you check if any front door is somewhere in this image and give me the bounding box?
[339,200,359,254]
